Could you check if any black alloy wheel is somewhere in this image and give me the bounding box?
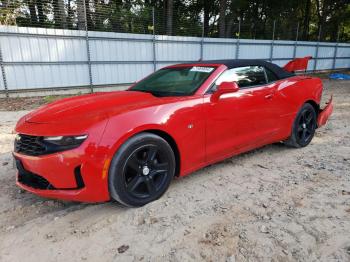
[109,133,175,207]
[285,103,317,148]
[124,144,170,199]
[296,108,316,145]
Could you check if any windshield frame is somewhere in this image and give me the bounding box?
[128,64,224,97]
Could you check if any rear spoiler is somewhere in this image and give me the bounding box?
[283,56,312,73]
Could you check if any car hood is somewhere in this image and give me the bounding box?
[24,91,160,124]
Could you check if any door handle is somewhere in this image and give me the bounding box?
[265,93,274,99]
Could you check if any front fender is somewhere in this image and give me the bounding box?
[98,98,205,178]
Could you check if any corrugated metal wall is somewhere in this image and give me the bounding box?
[0,25,349,92]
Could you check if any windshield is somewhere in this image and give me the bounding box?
[130,66,216,96]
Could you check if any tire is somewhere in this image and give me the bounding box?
[108,132,176,207]
[285,103,317,148]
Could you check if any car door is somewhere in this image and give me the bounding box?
[204,66,280,163]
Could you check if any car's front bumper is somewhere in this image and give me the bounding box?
[13,148,110,203]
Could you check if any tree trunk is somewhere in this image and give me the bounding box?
[27,0,38,26]
[111,0,123,32]
[225,18,234,38]
[219,0,227,38]
[76,0,86,30]
[166,0,173,35]
[330,22,339,42]
[85,0,94,30]
[315,0,328,41]
[54,0,67,28]
[67,0,73,29]
[36,0,45,24]
[203,0,210,37]
[302,0,311,40]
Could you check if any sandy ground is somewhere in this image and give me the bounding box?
[0,79,349,262]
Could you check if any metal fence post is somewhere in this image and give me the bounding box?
[235,20,241,59]
[0,41,8,98]
[313,26,321,72]
[269,20,276,62]
[83,0,93,93]
[293,22,299,59]
[332,29,340,70]
[152,7,157,71]
[200,21,204,60]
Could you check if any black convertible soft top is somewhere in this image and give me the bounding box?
[191,59,295,79]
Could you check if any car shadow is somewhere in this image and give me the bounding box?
[1,142,291,222]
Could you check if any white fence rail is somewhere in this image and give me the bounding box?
[0,25,350,95]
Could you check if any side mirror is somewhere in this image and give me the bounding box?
[211,81,239,102]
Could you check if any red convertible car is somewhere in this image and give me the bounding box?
[13,59,333,206]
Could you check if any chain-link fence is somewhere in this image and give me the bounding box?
[1,1,349,42]
[0,1,349,97]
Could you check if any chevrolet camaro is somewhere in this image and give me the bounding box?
[13,59,333,207]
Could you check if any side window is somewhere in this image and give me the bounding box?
[265,68,279,82]
[214,66,267,89]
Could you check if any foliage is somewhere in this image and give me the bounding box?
[0,0,349,42]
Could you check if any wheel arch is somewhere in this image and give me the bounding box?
[285,101,318,148]
[107,128,180,207]
[143,129,181,177]
[304,99,320,116]
[108,128,181,178]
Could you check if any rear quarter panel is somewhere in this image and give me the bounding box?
[274,76,323,139]
[278,76,323,110]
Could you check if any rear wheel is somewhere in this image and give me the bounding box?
[108,132,175,207]
[285,103,317,148]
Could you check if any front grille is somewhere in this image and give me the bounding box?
[14,134,47,156]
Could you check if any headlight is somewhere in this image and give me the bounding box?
[43,135,87,145]
[42,135,88,153]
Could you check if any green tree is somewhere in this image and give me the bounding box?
[0,0,348,41]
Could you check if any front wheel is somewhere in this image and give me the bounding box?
[108,132,176,207]
[285,103,317,148]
